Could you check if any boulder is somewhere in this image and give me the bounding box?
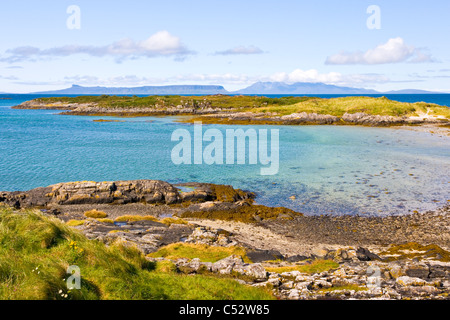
[396,276,428,287]
[210,255,268,281]
[211,255,244,274]
[356,247,382,261]
[405,263,430,279]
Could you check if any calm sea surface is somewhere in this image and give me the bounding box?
[1,94,449,216]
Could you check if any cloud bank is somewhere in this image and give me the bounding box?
[214,45,264,55]
[325,37,434,65]
[269,69,389,86]
[0,31,193,63]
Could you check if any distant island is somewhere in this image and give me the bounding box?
[34,84,229,95]
[7,82,445,95]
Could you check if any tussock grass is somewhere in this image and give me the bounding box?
[83,209,108,219]
[147,243,251,263]
[0,207,273,300]
[66,219,87,227]
[114,215,158,222]
[95,218,114,224]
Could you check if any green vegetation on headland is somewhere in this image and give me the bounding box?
[15,95,450,124]
[251,95,450,118]
[24,94,310,110]
[0,206,273,300]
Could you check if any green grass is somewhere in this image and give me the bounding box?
[0,206,273,300]
[31,95,311,111]
[148,243,252,263]
[265,260,339,274]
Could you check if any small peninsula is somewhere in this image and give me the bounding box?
[13,95,450,126]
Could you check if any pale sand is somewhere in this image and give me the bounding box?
[393,123,450,137]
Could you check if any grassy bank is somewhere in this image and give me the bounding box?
[0,206,273,300]
[250,96,450,118]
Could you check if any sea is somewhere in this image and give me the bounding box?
[1,93,449,216]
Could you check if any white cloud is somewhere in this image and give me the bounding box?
[326,37,434,65]
[214,45,264,55]
[0,31,193,63]
[173,73,252,84]
[268,68,389,86]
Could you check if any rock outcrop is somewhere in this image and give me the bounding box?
[0,180,255,209]
[0,180,181,208]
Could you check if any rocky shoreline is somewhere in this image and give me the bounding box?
[1,179,449,300]
[182,111,450,127]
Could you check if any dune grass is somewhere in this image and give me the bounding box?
[250,96,449,118]
[0,206,273,300]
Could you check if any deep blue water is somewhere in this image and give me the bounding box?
[0,94,449,216]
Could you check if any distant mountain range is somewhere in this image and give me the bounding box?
[34,84,228,95]
[4,82,443,95]
[234,82,381,94]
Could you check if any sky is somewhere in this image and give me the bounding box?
[0,0,449,93]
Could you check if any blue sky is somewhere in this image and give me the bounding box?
[0,0,449,93]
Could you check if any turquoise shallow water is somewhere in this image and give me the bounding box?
[0,95,449,216]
